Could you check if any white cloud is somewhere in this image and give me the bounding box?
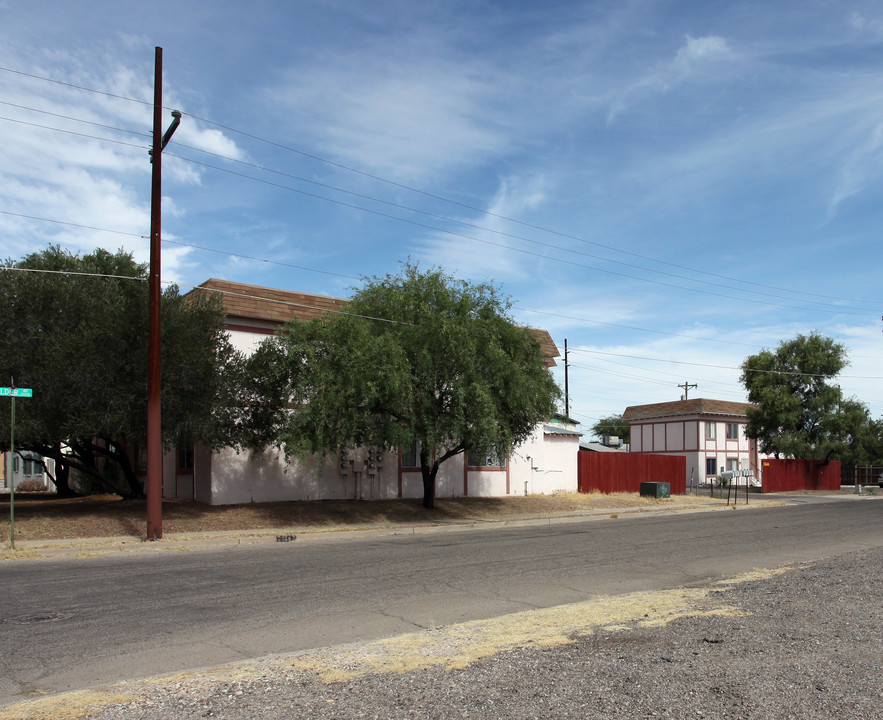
[413,174,552,282]
[175,122,245,162]
[0,43,246,278]
[674,35,731,66]
[263,45,515,183]
[608,34,733,122]
[827,122,883,216]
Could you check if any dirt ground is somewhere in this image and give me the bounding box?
[0,491,726,542]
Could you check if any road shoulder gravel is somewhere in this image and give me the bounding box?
[3,544,881,720]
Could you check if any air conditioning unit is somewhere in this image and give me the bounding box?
[603,436,622,447]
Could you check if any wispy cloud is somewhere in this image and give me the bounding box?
[264,49,515,183]
[608,35,733,123]
[0,46,243,270]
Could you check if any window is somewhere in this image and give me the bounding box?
[13,453,41,476]
[136,445,148,473]
[467,449,506,468]
[726,458,739,472]
[706,458,717,476]
[726,423,739,440]
[177,446,194,472]
[705,422,716,439]
[401,439,421,469]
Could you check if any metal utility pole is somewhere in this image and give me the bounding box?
[678,381,697,400]
[146,47,181,541]
[564,339,570,417]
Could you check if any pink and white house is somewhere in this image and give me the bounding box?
[623,398,765,488]
[163,279,578,505]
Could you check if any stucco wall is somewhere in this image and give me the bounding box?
[202,427,579,505]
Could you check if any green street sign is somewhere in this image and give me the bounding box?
[0,387,32,397]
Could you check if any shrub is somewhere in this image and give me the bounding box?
[16,478,48,492]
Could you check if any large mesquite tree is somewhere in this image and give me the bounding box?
[247,264,560,508]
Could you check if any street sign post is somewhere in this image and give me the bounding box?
[3,385,33,548]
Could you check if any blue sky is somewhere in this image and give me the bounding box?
[2,0,882,437]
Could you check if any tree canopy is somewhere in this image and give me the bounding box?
[740,332,880,464]
[590,414,629,443]
[0,245,242,498]
[246,264,561,507]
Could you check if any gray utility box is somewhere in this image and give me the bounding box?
[639,481,670,499]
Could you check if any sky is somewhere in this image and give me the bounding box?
[1,0,882,439]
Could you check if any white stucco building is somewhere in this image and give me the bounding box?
[1,451,56,493]
[163,279,578,505]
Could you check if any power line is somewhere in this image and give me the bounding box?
[2,64,876,308]
[0,265,408,327]
[0,266,146,282]
[566,356,747,395]
[166,152,875,317]
[167,141,869,313]
[3,121,812,313]
[569,347,883,379]
[183,114,878,308]
[0,209,364,282]
[0,210,146,239]
[0,114,147,150]
[0,65,152,107]
[519,306,760,348]
[4,206,876,363]
[0,100,151,138]
[163,239,361,281]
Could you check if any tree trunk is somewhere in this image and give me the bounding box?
[52,458,77,497]
[105,440,145,499]
[420,464,436,509]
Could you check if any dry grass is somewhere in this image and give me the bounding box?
[0,491,721,542]
[288,566,790,683]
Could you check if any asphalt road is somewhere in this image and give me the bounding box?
[1,497,881,706]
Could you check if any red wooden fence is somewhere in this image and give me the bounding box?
[578,452,686,495]
[761,458,841,493]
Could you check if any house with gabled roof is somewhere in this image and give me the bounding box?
[163,279,576,505]
[623,398,765,488]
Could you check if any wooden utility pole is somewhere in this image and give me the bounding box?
[678,381,697,400]
[564,339,569,417]
[146,47,181,541]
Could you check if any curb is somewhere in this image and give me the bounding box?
[0,499,786,560]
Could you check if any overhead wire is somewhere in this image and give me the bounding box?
[565,357,746,395]
[165,151,876,317]
[3,65,881,386]
[0,266,146,282]
[0,265,412,327]
[0,64,876,309]
[0,114,147,150]
[568,347,883,380]
[0,99,151,138]
[186,110,877,308]
[5,204,868,362]
[0,210,145,239]
[165,141,863,313]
